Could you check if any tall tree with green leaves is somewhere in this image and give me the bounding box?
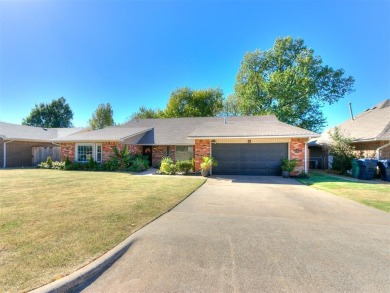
[89,103,115,130]
[22,97,73,128]
[223,94,241,116]
[164,87,224,117]
[129,106,165,120]
[234,36,355,132]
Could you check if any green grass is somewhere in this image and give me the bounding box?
[0,169,205,293]
[297,172,390,212]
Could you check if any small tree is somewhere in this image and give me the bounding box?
[328,127,356,174]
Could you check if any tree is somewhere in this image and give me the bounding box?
[164,87,224,117]
[223,94,241,116]
[89,103,115,130]
[234,36,355,132]
[22,97,73,128]
[328,127,356,174]
[130,106,165,120]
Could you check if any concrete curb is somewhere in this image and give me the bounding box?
[30,236,137,293]
[30,178,207,293]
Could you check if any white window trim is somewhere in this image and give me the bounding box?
[96,143,102,163]
[76,143,102,163]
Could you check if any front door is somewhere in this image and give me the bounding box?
[143,146,153,166]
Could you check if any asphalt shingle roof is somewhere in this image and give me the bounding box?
[123,115,319,145]
[54,127,152,142]
[0,122,85,141]
[314,99,390,144]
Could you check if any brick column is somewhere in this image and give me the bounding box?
[194,139,211,171]
[290,138,307,176]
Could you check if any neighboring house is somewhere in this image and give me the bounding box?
[309,99,390,169]
[55,115,318,176]
[0,122,86,168]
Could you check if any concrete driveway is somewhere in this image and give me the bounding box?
[81,176,389,293]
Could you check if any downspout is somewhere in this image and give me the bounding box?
[376,141,390,160]
[210,140,213,176]
[3,140,14,168]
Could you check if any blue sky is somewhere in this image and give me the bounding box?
[0,0,389,131]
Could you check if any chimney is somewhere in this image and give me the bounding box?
[349,102,354,120]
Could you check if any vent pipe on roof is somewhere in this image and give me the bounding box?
[348,103,354,120]
[223,116,226,124]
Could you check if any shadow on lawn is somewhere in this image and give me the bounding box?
[299,172,386,186]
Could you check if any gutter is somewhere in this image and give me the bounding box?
[187,135,320,139]
[3,140,14,168]
[376,141,390,160]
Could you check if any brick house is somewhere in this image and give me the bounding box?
[0,122,86,168]
[309,99,390,169]
[55,115,318,176]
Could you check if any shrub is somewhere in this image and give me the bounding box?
[200,156,218,171]
[129,155,149,172]
[160,157,176,174]
[88,157,96,169]
[38,160,65,170]
[328,127,356,174]
[37,162,50,169]
[52,161,66,170]
[64,156,72,169]
[281,159,299,172]
[192,158,196,172]
[109,146,132,170]
[46,156,53,167]
[176,160,192,174]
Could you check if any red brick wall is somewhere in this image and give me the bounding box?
[102,142,124,162]
[61,143,75,161]
[290,138,307,176]
[128,145,143,156]
[152,145,167,166]
[150,145,176,166]
[194,140,211,171]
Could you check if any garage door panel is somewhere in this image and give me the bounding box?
[212,143,288,175]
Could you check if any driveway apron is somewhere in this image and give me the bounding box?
[81,176,390,293]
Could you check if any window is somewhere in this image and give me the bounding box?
[96,144,102,162]
[77,145,93,162]
[76,143,102,162]
[166,146,170,157]
[175,145,193,161]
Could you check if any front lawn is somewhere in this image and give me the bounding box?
[297,172,389,212]
[0,169,205,292]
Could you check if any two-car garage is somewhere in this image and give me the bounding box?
[211,143,288,175]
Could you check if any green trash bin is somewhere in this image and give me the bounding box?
[352,159,359,178]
